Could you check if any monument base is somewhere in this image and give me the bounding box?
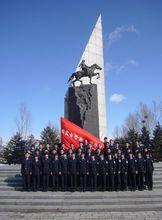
[64,84,99,138]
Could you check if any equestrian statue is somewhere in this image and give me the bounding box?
[68,60,102,86]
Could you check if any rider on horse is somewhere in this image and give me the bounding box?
[79,60,89,76]
[68,60,102,86]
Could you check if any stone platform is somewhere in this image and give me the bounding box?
[0,163,162,219]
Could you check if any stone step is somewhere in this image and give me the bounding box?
[1,194,162,200]
[1,193,162,199]
[0,178,22,183]
[0,197,162,206]
[1,212,162,220]
[0,182,22,186]
[0,171,20,174]
[0,203,162,213]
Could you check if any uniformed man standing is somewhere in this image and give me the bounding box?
[89,154,98,191]
[116,153,122,191]
[21,152,32,191]
[128,152,137,191]
[60,153,68,191]
[78,153,89,191]
[51,154,60,191]
[32,155,42,191]
[68,153,77,191]
[42,153,51,191]
[121,153,128,191]
[145,153,154,190]
[99,154,107,191]
[107,154,116,191]
[137,152,145,190]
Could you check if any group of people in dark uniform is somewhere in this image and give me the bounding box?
[21,138,154,192]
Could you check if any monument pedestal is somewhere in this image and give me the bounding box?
[64,84,99,138]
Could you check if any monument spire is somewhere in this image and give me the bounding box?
[76,15,107,139]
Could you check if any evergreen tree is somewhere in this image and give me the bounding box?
[0,138,5,163]
[114,136,129,149]
[40,123,59,146]
[26,134,38,150]
[127,128,139,149]
[140,126,150,148]
[152,123,162,161]
[3,133,26,164]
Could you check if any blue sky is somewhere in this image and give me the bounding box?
[0,0,162,140]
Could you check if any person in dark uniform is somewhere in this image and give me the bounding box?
[89,154,98,191]
[99,154,107,191]
[109,139,115,154]
[115,153,122,191]
[60,153,68,191]
[104,142,110,159]
[53,143,59,154]
[51,154,60,191]
[67,149,73,159]
[59,149,65,160]
[103,137,109,148]
[134,141,143,157]
[107,154,116,191]
[42,153,51,191]
[86,148,92,160]
[95,149,101,162]
[32,155,42,191]
[137,152,145,190]
[121,153,128,191]
[145,153,154,190]
[21,152,32,191]
[70,143,77,154]
[38,143,44,157]
[42,143,51,155]
[128,152,137,191]
[113,152,118,190]
[83,140,89,153]
[78,153,89,191]
[76,148,82,159]
[114,142,120,154]
[68,153,77,191]
[30,145,36,161]
[122,142,130,157]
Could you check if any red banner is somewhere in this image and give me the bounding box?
[61,117,104,150]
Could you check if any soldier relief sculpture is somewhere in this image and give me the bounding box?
[67,60,102,128]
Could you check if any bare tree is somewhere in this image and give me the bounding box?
[112,126,122,139]
[15,103,31,139]
[119,101,162,137]
[125,112,140,132]
[137,101,162,135]
[152,101,162,126]
[120,125,130,138]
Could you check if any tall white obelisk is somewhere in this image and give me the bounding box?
[75,15,107,139]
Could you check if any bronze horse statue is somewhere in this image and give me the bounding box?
[68,60,102,86]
